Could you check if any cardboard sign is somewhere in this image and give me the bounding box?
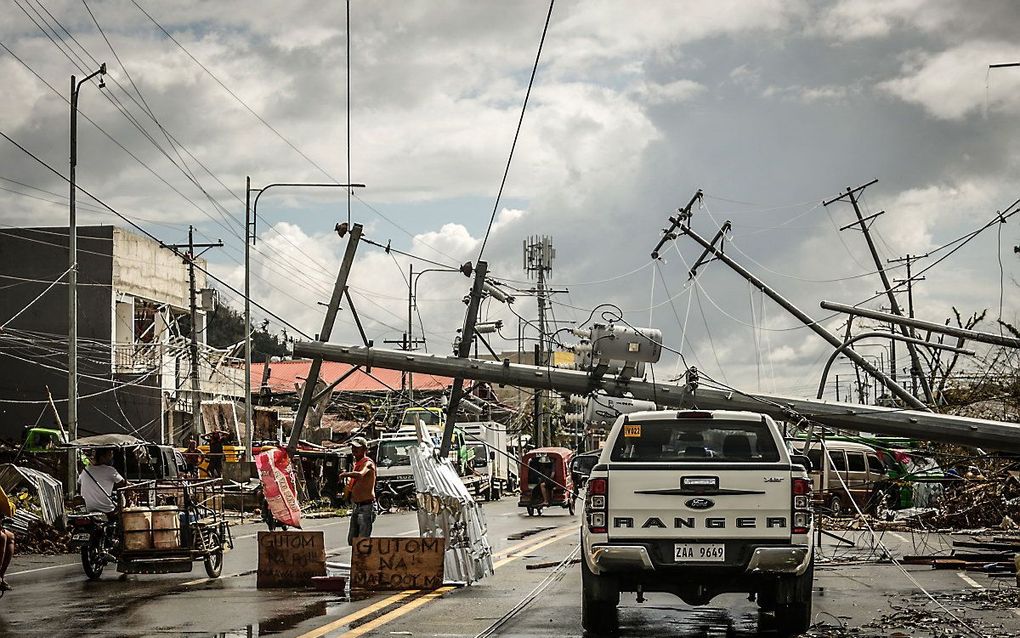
[350,537,445,591]
[256,531,326,588]
[624,424,642,438]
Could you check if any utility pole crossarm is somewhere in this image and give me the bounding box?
[686,221,731,280]
[821,179,879,207]
[651,189,703,260]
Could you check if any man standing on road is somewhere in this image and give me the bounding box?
[339,437,376,545]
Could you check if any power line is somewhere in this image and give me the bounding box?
[476,0,555,262]
[0,126,315,341]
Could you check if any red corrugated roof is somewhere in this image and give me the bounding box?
[251,359,452,394]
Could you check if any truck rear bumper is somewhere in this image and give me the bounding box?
[585,543,811,576]
[745,546,811,575]
[589,545,656,572]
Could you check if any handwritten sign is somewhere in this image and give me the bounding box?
[256,531,326,588]
[350,537,445,591]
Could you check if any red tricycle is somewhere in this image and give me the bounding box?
[518,447,576,516]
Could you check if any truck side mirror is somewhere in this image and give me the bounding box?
[791,454,812,472]
[489,451,496,460]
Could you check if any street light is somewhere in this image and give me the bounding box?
[68,62,106,453]
[408,264,472,400]
[243,179,365,461]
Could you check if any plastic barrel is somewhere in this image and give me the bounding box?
[151,506,181,549]
[122,507,153,550]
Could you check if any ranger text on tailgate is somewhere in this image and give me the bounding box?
[581,409,814,636]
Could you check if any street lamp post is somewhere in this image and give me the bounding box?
[243,180,364,461]
[408,264,472,402]
[68,63,106,448]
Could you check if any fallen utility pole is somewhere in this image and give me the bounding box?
[292,342,1020,452]
[287,223,363,454]
[671,218,927,411]
[821,301,1020,349]
[823,182,935,405]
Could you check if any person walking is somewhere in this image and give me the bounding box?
[182,437,204,478]
[202,428,232,478]
[339,437,376,545]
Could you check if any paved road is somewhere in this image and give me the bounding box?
[4,500,1020,637]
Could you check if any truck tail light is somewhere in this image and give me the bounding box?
[792,477,812,535]
[586,477,608,534]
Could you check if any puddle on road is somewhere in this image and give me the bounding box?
[619,605,762,637]
[215,597,351,637]
[507,526,556,541]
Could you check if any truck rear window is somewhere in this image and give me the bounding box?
[610,419,781,462]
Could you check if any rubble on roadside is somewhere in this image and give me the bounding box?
[805,587,1020,637]
[11,516,71,555]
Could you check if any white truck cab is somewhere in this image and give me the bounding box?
[581,409,814,635]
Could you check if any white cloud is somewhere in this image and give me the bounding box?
[878,41,1020,120]
[762,83,855,103]
[813,0,968,42]
[629,79,705,106]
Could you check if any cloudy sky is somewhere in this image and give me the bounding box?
[2,0,1018,401]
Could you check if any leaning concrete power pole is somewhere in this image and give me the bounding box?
[287,223,363,454]
[292,342,1020,452]
[440,261,489,459]
[823,182,935,405]
[656,204,927,411]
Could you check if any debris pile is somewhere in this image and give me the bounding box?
[909,474,1020,530]
[806,590,1020,638]
[7,510,70,555]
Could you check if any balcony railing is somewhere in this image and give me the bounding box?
[113,342,163,372]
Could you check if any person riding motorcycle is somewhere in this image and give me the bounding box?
[79,448,127,516]
[78,448,127,562]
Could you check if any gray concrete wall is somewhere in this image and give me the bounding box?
[0,226,162,442]
[112,227,203,311]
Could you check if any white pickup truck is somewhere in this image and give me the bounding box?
[581,409,815,635]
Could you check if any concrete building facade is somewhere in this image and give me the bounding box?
[0,226,246,444]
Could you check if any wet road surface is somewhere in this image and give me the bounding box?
[4,500,1020,637]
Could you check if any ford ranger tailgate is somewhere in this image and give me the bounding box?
[605,415,792,541]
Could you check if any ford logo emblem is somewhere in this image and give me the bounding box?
[685,497,715,510]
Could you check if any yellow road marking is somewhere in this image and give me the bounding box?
[493,526,578,569]
[339,587,456,638]
[294,590,417,638]
[297,522,579,638]
[492,523,578,561]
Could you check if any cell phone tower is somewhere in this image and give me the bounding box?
[524,236,555,446]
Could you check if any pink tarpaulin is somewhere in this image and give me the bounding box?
[256,448,301,528]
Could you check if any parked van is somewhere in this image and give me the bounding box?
[799,439,889,517]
